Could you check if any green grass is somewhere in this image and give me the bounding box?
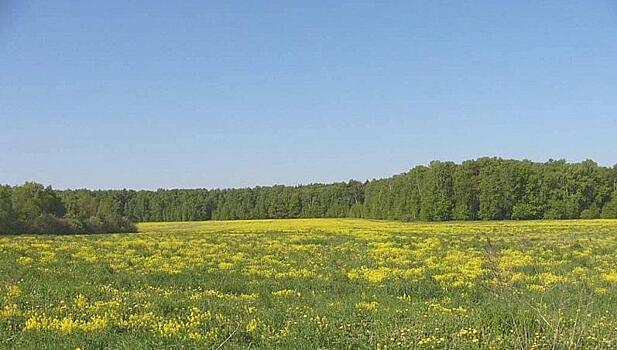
[1,219,617,349]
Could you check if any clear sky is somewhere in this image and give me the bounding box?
[1,1,616,190]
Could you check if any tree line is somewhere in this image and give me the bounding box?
[0,183,135,234]
[1,158,617,234]
[363,158,617,221]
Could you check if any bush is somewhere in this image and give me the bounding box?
[84,215,136,234]
[84,216,105,233]
[28,214,82,234]
[511,203,542,220]
[601,197,617,219]
[580,206,601,219]
[65,218,87,233]
[1,214,136,235]
[348,203,364,218]
[544,199,579,219]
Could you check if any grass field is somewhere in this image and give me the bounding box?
[1,219,617,349]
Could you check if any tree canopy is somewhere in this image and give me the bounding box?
[1,158,616,234]
[0,182,135,234]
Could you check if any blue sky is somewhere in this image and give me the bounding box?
[1,1,616,189]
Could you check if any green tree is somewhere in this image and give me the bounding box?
[601,194,617,218]
[452,160,479,220]
[0,186,15,233]
[12,182,65,224]
[420,161,455,221]
[477,158,519,220]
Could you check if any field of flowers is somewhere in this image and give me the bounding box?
[1,219,617,349]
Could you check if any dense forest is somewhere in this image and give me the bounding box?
[2,158,617,234]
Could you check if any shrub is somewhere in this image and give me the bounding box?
[601,197,617,219]
[28,214,81,234]
[85,215,136,234]
[580,206,601,219]
[544,199,579,219]
[511,203,542,220]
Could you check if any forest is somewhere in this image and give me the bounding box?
[1,157,617,234]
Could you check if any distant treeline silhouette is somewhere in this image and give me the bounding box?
[2,158,617,234]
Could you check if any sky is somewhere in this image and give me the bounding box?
[1,1,617,190]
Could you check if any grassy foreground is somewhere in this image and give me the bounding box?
[1,219,617,349]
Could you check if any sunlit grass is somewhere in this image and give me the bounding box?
[1,219,617,349]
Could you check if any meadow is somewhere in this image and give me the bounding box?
[1,219,617,349]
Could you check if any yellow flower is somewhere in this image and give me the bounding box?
[347,266,393,283]
[17,256,34,266]
[218,262,233,270]
[602,271,617,283]
[271,289,301,297]
[356,301,379,311]
[246,318,259,334]
[6,285,21,299]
